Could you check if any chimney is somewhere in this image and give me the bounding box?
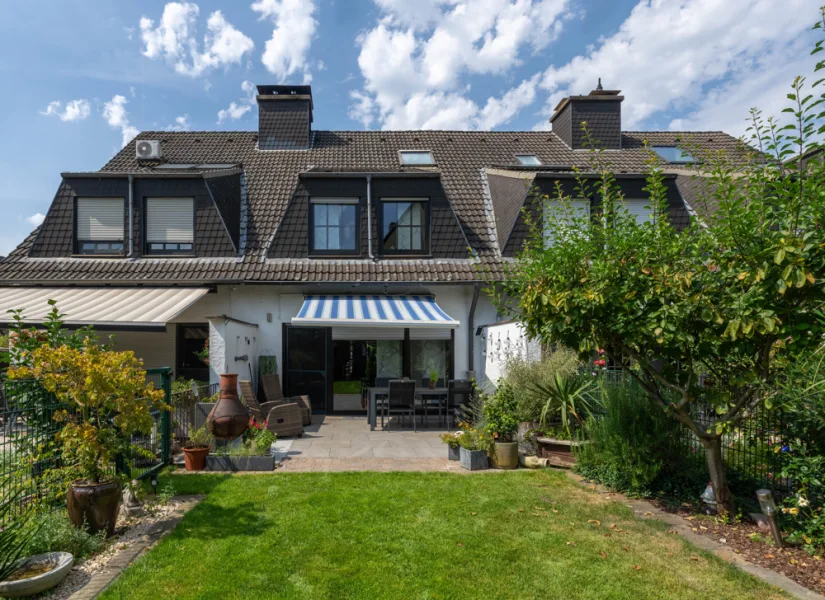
[256,84,313,150]
[550,81,623,150]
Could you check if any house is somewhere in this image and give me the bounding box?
[0,83,745,412]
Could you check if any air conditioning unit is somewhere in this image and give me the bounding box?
[136,140,162,160]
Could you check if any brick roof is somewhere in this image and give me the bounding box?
[0,129,746,285]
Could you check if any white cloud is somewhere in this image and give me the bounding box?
[166,114,192,131]
[40,99,91,122]
[103,95,140,147]
[251,0,317,82]
[26,213,46,227]
[140,3,254,77]
[217,80,255,124]
[351,0,572,129]
[536,0,821,131]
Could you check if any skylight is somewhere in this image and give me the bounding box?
[515,154,542,166]
[399,151,435,165]
[652,147,695,164]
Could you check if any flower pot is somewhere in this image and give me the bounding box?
[183,446,209,471]
[494,441,518,470]
[459,447,488,471]
[0,552,73,598]
[428,380,436,389]
[536,437,589,468]
[67,479,122,538]
[447,445,460,461]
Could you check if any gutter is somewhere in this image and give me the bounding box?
[366,174,374,260]
[467,282,481,378]
[299,171,439,179]
[127,174,134,258]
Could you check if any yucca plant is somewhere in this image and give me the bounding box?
[531,374,597,438]
[0,478,39,582]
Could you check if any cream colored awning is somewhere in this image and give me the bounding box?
[0,287,210,330]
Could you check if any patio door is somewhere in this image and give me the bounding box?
[283,326,330,413]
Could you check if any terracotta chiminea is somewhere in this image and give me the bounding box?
[206,374,249,440]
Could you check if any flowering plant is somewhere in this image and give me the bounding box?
[245,418,277,455]
[456,423,493,452]
[778,440,825,553]
[440,431,462,448]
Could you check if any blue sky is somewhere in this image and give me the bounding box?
[0,0,820,256]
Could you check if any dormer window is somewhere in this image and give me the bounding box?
[399,150,435,166]
[652,146,695,164]
[75,197,124,255]
[516,154,541,166]
[380,198,429,255]
[309,198,359,255]
[145,197,194,254]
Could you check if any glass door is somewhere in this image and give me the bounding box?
[284,326,329,413]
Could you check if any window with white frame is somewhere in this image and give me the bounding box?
[75,197,125,254]
[145,197,194,254]
[543,199,590,247]
[310,198,359,254]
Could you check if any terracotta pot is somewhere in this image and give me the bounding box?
[183,446,209,471]
[67,479,122,537]
[428,380,436,389]
[494,441,519,470]
[206,374,249,440]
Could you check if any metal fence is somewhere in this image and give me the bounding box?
[169,381,218,453]
[0,368,172,525]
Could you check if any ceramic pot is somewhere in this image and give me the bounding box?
[206,374,248,440]
[447,445,460,461]
[183,446,209,471]
[428,380,436,389]
[67,480,122,537]
[494,441,518,470]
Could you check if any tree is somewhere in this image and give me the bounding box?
[492,8,825,514]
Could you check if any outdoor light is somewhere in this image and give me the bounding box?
[151,476,158,496]
[756,489,784,547]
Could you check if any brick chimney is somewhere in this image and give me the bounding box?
[550,80,623,150]
[256,84,313,150]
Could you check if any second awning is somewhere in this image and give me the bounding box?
[292,295,459,328]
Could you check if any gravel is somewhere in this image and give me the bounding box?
[38,499,182,600]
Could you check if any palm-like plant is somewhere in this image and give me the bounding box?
[0,478,39,582]
[531,374,597,438]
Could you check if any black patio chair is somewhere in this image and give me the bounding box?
[447,380,473,430]
[384,379,416,431]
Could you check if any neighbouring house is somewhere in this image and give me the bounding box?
[0,83,745,412]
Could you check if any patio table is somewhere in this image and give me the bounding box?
[368,387,448,431]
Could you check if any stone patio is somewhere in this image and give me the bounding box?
[277,415,463,472]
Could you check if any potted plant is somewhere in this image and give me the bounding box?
[483,383,520,469]
[457,425,490,471]
[428,371,438,389]
[194,338,210,366]
[183,424,212,471]
[440,431,462,460]
[530,374,597,467]
[205,418,277,471]
[7,339,167,537]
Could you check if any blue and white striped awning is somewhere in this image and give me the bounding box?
[292,295,459,328]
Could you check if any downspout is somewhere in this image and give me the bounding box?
[127,174,134,257]
[467,283,480,379]
[366,174,374,260]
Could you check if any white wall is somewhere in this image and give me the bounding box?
[478,321,541,392]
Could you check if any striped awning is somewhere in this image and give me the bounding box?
[292,295,459,328]
[0,287,210,331]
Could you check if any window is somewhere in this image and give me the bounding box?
[543,199,590,247]
[310,198,359,254]
[381,199,428,254]
[399,150,435,165]
[652,146,695,163]
[618,199,654,224]
[75,197,124,254]
[516,154,542,166]
[145,197,194,254]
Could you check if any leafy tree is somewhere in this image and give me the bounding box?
[492,8,825,514]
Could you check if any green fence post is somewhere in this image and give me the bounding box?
[160,368,172,465]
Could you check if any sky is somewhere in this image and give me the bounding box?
[0,0,821,256]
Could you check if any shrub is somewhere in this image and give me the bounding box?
[501,349,580,422]
[185,425,212,450]
[576,379,704,498]
[25,510,105,560]
[483,382,519,442]
[779,440,825,553]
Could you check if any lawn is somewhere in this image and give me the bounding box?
[100,470,784,600]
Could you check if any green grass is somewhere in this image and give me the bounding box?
[101,471,785,600]
[332,380,362,394]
